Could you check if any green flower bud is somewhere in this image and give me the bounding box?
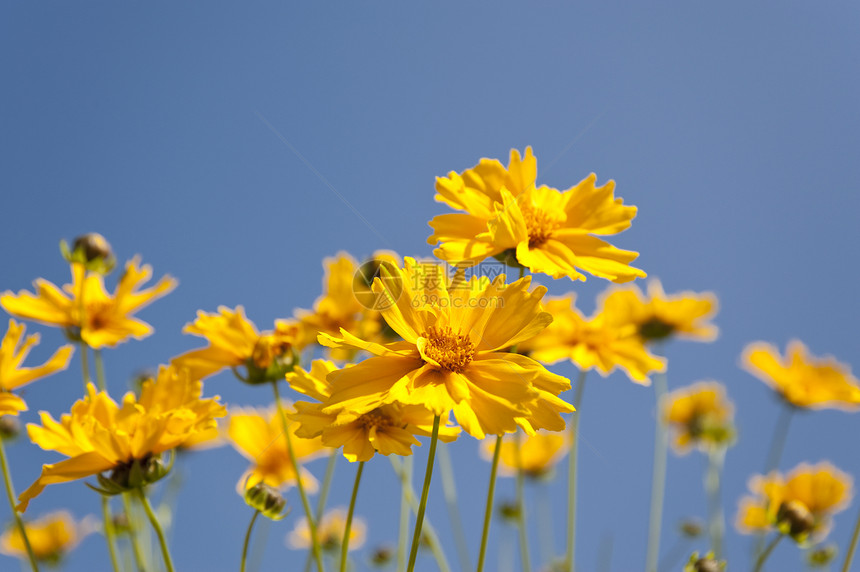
[0,415,21,440]
[60,233,116,274]
[244,482,288,521]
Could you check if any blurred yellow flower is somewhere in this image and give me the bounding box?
[0,257,177,349]
[18,366,225,511]
[172,306,301,384]
[663,381,735,454]
[0,511,93,564]
[736,462,852,542]
[288,360,460,462]
[287,508,366,553]
[0,319,74,416]
[428,147,645,283]
[600,280,718,344]
[742,340,860,410]
[320,257,573,439]
[226,403,327,492]
[482,430,569,479]
[518,294,665,385]
[293,252,401,361]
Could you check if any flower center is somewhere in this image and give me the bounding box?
[520,202,561,247]
[421,326,475,373]
[358,408,397,430]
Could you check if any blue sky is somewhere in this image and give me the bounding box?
[2,2,859,570]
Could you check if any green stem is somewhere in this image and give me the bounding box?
[705,448,726,558]
[241,511,260,572]
[438,442,472,572]
[566,370,587,572]
[79,341,92,389]
[764,406,794,474]
[93,349,107,392]
[477,435,503,572]
[340,462,365,572]
[100,496,121,572]
[406,415,441,572]
[753,534,782,572]
[514,433,531,572]
[272,381,325,572]
[136,487,175,572]
[304,451,338,572]
[645,367,669,572]
[396,455,412,572]
[389,457,451,572]
[536,484,554,566]
[121,492,147,572]
[841,503,860,572]
[0,438,39,572]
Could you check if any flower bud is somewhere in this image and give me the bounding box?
[498,500,521,522]
[244,482,288,521]
[807,544,837,567]
[61,233,116,274]
[679,518,704,538]
[683,552,725,572]
[777,499,816,539]
[369,545,394,567]
[0,415,21,440]
[638,317,675,341]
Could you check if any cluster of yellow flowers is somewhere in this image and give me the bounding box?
[0,149,857,572]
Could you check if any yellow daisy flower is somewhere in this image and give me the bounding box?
[226,403,327,492]
[736,462,853,542]
[663,381,735,454]
[482,430,569,479]
[599,280,718,344]
[320,257,573,440]
[428,147,645,282]
[293,252,401,361]
[0,257,177,349]
[742,340,860,410]
[517,294,665,385]
[0,319,74,416]
[17,366,225,511]
[287,508,366,553]
[172,306,301,384]
[288,360,460,462]
[0,511,94,564]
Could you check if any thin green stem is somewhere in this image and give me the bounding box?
[566,370,587,572]
[0,438,39,572]
[841,504,860,572]
[93,349,107,392]
[272,381,325,572]
[477,435,503,572]
[407,415,441,572]
[705,448,726,558]
[79,341,92,389]
[764,405,794,474]
[753,534,782,572]
[438,442,472,572]
[304,451,338,572]
[241,511,260,572]
[340,462,365,572]
[396,455,412,572]
[101,496,121,572]
[121,492,147,572]
[514,433,531,572]
[389,457,451,572]
[536,484,554,567]
[645,367,669,572]
[136,487,175,572]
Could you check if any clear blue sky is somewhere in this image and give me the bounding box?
[2,2,859,570]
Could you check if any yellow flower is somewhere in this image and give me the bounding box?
[736,462,853,542]
[599,280,718,343]
[288,360,460,462]
[320,257,573,439]
[0,257,177,349]
[0,319,74,416]
[428,147,645,282]
[517,294,665,385]
[226,403,327,493]
[0,511,94,564]
[742,340,860,410]
[172,306,301,383]
[17,366,225,511]
[287,508,366,553]
[293,252,401,361]
[482,430,569,479]
[663,381,735,454]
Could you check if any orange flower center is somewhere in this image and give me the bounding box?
[358,408,397,430]
[520,202,561,247]
[252,334,293,369]
[421,326,475,373]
